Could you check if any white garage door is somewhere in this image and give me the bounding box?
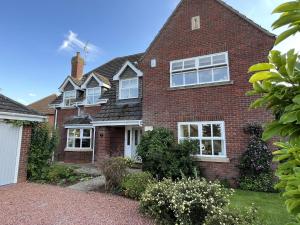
[0,122,22,186]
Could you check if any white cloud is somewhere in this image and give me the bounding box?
[17,98,28,105]
[59,31,101,61]
[28,93,36,97]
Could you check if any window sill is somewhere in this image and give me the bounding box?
[64,148,93,152]
[192,156,230,163]
[169,80,234,90]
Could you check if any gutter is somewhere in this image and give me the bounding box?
[0,112,46,122]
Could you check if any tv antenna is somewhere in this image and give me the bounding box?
[83,41,90,65]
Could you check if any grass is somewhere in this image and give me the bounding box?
[230,189,295,225]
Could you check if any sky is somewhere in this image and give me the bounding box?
[0,0,298,105]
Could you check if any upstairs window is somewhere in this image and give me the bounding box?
[170,52,229,87]
[63,90,76,107]
[67,128,92,149]
[178,121,226,157]
[119,78,139,99]
[86,87,101,105]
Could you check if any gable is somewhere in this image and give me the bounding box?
[142,0,274,61]
[64,81,75,91]
[86,77,100,88]
[119,66,137,79]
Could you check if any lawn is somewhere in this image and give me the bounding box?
[230,189,295,225]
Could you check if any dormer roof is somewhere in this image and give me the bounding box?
[113,61,143,81]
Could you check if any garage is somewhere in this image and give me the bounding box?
[0,94,45,186]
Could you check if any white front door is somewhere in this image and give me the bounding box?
[0,122,22,186]
[124,126,142,161]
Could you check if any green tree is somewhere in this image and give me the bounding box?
[247,1,300,223]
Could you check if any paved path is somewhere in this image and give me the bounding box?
[0,183,152,225]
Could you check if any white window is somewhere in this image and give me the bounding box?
[178,121,226,157]
[170,52,230,87]
[67,128,92,149]
[63,90,76,107]
[119,78,139,99]
[86,87,101,105]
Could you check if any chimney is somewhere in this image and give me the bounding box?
[71,52,84,80]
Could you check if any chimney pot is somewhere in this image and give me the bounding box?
[71,52,84,80]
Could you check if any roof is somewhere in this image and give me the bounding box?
[141,0,275,61]
[0,94,45,122]
[28,94,57,115]
[65,116,92,125]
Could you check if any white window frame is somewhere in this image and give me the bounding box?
[63,90,76,107]
[66,128,92,150]
[119,77,139,100]
[177,121,226,158]
[86,87,101,105]
[170,52,230,88]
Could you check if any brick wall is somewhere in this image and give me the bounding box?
[141,0,275,184]
[17,125,32,183]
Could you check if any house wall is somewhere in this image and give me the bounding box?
[141,0,275,184]
[17,125,32,183]
[56,106,100,163]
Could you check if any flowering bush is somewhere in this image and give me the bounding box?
[121,172,155,200]
[239,123,275,192]
[140,178,233,225]
[204,205,260,225]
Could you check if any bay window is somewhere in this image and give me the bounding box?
[63,90,76,107]
[170,52,230,87]
[119,78,139,99]
[178,121,226,157]
[86,87,101,105]
[67,128,92,150]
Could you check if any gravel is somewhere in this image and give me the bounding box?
[0,183,153,225]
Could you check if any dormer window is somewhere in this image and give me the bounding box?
[86,87,101,105]
[119,78,139,99]
[64,90,76,107]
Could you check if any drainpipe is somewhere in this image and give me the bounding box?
[92,126,96,164]
[54,109,58,129]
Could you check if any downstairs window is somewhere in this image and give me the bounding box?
[178,121,226,157]
[67,128,92,150]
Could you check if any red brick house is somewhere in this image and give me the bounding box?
[51,0,275,182]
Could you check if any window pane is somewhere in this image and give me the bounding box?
[87,96,94,104]
[121,80,131,88]
[202,124,212,137]
[121,89,130,99]
[127,130,131,146]
[184,59,196,69]
[198,69,213,83]
[213,124,222,137]
[172,73,184,86]
[135,130,138,145]
[213,54,226,64]
[172,61,183,71]
[201,140,212,155]
[130,79,138,87]
[130,88,139,98]
[75,138,81,148]
[68,138,74,148]
[190,124,198,137]
[69,129,76,137]
[180,125,189,137]
[199,56,211,67]
[185,71,198,85]
[83,129,91,137]
[82,139,91,148]
[213,67,228,82]
[213,140,223,156]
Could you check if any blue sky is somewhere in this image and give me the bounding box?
[0,0,298,105]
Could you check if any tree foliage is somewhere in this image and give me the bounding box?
[248,1,300,223]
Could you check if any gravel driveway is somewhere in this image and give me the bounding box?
[0,183,153,225]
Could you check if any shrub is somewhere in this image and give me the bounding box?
[100,157,129,192]
[137,128,199,179]
[239,172,276,193]
[204,206,260,225]
[121,172,155,200]
[140,178,232,225]
[238,123,274,192]
[47,164,80,185]
[27,123,58,181]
